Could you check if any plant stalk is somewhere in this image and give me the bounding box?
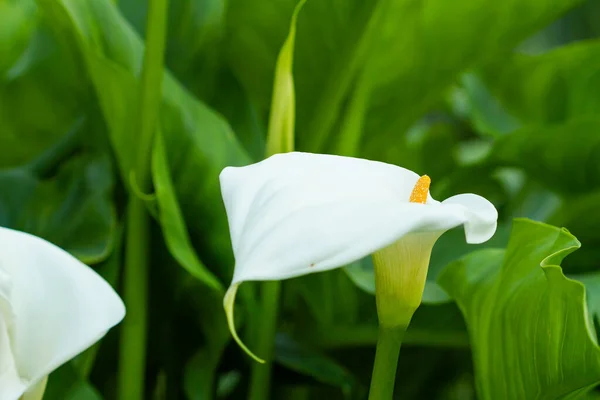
[118,200,150,399]
[368,325,406,400]
[117,0,168,397]
[248,281,281,400]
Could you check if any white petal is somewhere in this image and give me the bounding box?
[220,152,498,361]
[0,309,26,400]
[220,152,433,256]
[219,153,495,285]
[229,201,473,284]
[0,227,125,394]
[441,194,498,244]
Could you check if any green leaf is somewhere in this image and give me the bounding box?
[228,0,581,159]
[362,0,582,158]
[153,130,223,292]
[439,218,600,399]
[0,18,88,168]
[265,0,306,156]
[482,41,600,126]
[493,118,600,194]
[0,0,37,76]
[451,73,520,137]
[0,152,116,264]
[478,43,600,194]
[39,0,251,277]
[165,0,227,100]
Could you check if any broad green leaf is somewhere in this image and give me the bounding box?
[493,118,600,194]
[227,0,580,159]
[165,0,226,100]
[480,43,600,194]
[450,73,520,137]
[0,0,37,76]
[362,0,582,157]
[482,41,600,126]
[0,151,116,264]
[265,0,306,156]
[121,0,228,100]
[39,0,251,279]
[211,71,266,161]
[153,130,223,292]
[439,219,600,399]
[0,17,88,168]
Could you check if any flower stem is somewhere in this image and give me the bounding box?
[368,325,406,400]
[117,0,168,397]
[118,200,150,399]
[248,281,281,400]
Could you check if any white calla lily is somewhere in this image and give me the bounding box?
[0,227,125,400]
[220,152,497,361]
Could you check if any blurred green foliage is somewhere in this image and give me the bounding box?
[3,0,600,398]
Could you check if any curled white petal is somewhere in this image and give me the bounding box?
[220,152,497,285]
[442,193,498,244]
[0,227,125,398]
[220,152,428,256]
[220,152,498,361]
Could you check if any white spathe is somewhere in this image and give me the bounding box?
[0,227,125,400]
[220,152,498,361]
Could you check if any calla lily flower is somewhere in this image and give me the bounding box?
[0,227,125,400]
[220,152,497,361]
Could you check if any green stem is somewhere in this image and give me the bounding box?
[368,325,406,400]
[117,0,168,397]
[118,200,150,399]
[248,281,281,400]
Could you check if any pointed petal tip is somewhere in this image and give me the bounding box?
[219,166,235,182]
[223,283,265,364]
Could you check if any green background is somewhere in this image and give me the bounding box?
[3,0,600,398]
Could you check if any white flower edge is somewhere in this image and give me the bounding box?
[0,227,125,399]
[220,152,498,362]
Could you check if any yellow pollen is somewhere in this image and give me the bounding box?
[409,175,431,204]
